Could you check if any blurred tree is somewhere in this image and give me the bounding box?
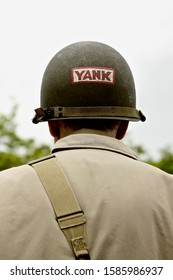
[148,146,173,174]
[0,105,50,171]
[131,142,173,174]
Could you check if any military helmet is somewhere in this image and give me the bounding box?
[33,41,146,123]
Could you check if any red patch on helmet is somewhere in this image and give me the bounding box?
[72,67,115,85]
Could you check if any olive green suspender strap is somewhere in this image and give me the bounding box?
[29,155,90,260]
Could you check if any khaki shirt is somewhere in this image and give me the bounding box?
[0,130,173,259]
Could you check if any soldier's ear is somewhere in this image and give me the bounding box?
[48,120,60,138]
[116,121,129,140]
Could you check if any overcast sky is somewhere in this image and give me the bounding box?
[0,0,173,159]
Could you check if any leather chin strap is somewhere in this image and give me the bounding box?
[29,155,90,260]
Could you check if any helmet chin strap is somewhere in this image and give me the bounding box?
[32,106,146,124]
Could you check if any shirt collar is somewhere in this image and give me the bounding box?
[51,129,138,160]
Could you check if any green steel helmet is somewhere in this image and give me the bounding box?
[32,41,146,123]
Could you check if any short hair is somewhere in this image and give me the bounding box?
[62,119,119,132]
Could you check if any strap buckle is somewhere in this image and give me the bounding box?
[57,212,90,260]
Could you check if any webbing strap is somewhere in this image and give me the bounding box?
[32,106,146,123]
[29,155,90,260]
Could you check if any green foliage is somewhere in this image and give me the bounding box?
[148,146,173,174]
[131,143,173,174]
[0,105,50,171]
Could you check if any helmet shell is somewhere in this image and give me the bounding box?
[33,41,145,123]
